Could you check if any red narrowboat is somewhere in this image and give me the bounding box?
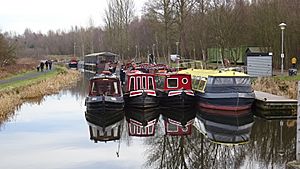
[124,70,159,108]
[155,73,195,109]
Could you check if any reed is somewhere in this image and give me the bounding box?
[252,77,297,99]
[0,69,80,122]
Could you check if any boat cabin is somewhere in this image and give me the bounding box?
[125,70,156,96]
[180,69,252,93]
[155,73,194,95]
[69,59,78,69]
[89,73,122,97]
[128,118,157,137]
[193,71,252,94]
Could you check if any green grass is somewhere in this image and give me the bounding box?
[0,66,67,92]
[273,74,300,81]
[1,70,36,80]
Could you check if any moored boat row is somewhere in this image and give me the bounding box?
[83,59,256,144]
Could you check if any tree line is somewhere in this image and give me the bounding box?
[1,0,300,68]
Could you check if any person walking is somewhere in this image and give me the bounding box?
[40,61,45,72]
[48,60,52,70]
[120,65,126,85]
[45,60,49,70]
[291,56,297,69]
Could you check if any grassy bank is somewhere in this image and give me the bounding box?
[252,75,300,99]
[0,67,80,122]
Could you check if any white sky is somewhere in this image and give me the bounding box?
[0,0,146,35]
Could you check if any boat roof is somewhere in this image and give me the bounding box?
[126,70,155,76]
[90,72,119,80]
[156,72,191,77]
[178,69,249,77]
[85,52,119,57]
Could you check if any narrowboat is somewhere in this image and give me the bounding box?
[68,59,78,69]
[83,52,119,73]
[161,108,196,136]
[195,109,254,145]
[123,70,159,108]
[85,71,124,113]
[125,108,160,137]
[155,72,195,109]
[179,69,255,111]
[85,110,124,142]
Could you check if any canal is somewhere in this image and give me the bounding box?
[0,72,296,169]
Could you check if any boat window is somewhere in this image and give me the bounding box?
[149,77,154,90]
[130,77,135,91]
[142,76,146,89]
[155,76,164,89]
[167,123,178,132]
[198,78,207,92]
[167,78,178,88]
[207,77,213,84]
[91,82,97,93]
[137,77,141,90]
[182,78,188,84]
[148,126,153,134]
[192,79,200,90]
[235,77,251,85]
[214,77,234,85]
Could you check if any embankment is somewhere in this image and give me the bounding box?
[0,68,80,122]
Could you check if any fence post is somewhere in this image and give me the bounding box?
[297,81,300,161]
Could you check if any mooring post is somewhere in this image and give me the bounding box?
[297,81,300,161]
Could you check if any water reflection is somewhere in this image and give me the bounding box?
[196,108,254,144]
[125,108,160,137]
[0,72,297,169]
[85,110,124,143]
[161,108,196,136]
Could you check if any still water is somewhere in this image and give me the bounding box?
[0,73,296,169]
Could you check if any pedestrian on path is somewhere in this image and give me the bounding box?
[40,61,45,72]
[45,60,49,70]
[48,60,52,70]
[291,56,297,69]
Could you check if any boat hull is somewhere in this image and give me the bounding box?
[85,96,124,113]
[85,110,124,128]
[124,92,159,108]
[158,91,195,109]
[196,92,255,111]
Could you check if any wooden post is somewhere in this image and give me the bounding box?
[297,81,300,161]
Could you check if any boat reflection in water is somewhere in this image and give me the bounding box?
[161,108,196,136]
[195,107,254,144]
[85,110,124,143]
[125,107,160,137]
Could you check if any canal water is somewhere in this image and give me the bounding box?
[0,72,296,169]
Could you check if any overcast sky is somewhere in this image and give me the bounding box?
[0,0,146,34]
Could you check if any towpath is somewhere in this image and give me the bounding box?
[0,68,55,86]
